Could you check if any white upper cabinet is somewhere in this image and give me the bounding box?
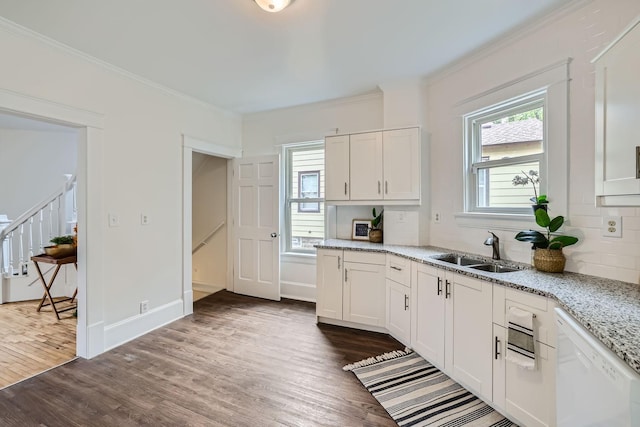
[594,17,640,205]
[349,132,384,200]
[383,128,420,200]
[324,135,350,201]
[324,127,421,204]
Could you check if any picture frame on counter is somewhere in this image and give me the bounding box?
[352,219,372,240]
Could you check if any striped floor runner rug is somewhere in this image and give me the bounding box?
[344,349,517,427]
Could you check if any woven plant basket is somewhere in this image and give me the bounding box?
[533,248,565,273]
[369,229,383,243]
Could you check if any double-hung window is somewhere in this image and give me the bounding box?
[284,142,324,253]
[464,91,546,215]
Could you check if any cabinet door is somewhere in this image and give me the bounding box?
[447,274,493,402]
[343,261,385,326]
[504,341,557,427]
[325,135,350,201]
[386,279,410,346]
[595,20,640,200]
[412,264,446,369]
[383,128,420,200]
[349,132,383,200]
[492,324,507,411]
[316,249,343,320]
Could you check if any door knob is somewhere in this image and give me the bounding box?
[270,232,278,238]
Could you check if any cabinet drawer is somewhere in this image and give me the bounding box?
[498,288,557,347]
[344,251,385,265]
[386,255,411,286]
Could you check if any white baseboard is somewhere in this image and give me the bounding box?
[317,316,388,334]
[192,281,225,293]
[281,280,316,303]
[83,321,105,359]
[103,299,184,352]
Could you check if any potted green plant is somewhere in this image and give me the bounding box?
[369,208,383,243]
[512,170,548,212]
[515,209,578,272]
[45,234,77,258]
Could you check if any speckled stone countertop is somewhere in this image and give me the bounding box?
[316,239,640,375]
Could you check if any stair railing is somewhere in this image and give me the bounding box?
[0,175,76,278]
[192,220,226,255]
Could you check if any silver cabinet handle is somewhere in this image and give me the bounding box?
[337,256,341,270]
[344,182,348,195]
[495,336,501,360]
[437,277,442,296]
[378,181,381,194]
[385,181,388,194]
[390,266,402,271]
[445,280,451,299]
[344,268,348,282]
[404,294,409,311]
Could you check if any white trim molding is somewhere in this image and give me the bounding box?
[103,300,184,352]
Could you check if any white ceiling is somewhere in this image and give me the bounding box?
[0,0,576,114]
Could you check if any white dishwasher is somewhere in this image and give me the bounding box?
[556,308,640,426]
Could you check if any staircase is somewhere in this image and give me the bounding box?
[0,175,77,304]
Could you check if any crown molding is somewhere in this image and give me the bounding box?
[0,16,239,119]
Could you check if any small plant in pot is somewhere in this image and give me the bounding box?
[45,235,77,258]
[369,208,383,243]
[515,209,578,273]
[512,170,548,213]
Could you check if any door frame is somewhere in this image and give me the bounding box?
[181,135,241,315]
[0,88,105,359]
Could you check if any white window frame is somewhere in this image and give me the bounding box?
[455,59,570,227]
[283,141,324,254]
[464,91,547,215]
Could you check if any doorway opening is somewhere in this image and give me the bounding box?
[191,152,228,302]
[0,111,79,389]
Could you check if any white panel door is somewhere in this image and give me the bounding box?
[232,155,280,301]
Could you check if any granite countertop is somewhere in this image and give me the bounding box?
[316,239,640,375]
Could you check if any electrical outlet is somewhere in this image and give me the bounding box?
[141,214,149,225]
[602,216,622,238]
[433,211,441,223]
[140,300,149,314]
[108,213,120,227]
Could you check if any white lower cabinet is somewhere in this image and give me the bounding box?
[316,248,385,328]
[493,287,558,427]
[318,249,558,426]
[343,259,385,326]
[386,279,411,345]
[412,263,493,402]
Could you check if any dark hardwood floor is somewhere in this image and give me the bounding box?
[0,291,401,426]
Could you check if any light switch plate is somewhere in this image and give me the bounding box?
[602,216,622,238]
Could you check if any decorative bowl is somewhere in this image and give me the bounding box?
[44,244,77,259]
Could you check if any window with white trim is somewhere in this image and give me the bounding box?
[464,91,546,215]
[284,142,324,253]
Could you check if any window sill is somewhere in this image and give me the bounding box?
[454,211,536,232]
[281,252,317,265]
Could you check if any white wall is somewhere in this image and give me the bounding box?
[426,0,640,283]
[0,19,241,355]
[192,153,227,291]
[242,93,384,300]
[0,128,77,219]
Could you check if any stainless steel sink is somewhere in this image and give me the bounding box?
[436,254,485,266]
[470,264,518,273]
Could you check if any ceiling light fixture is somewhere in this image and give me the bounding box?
[253,0,293,13]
